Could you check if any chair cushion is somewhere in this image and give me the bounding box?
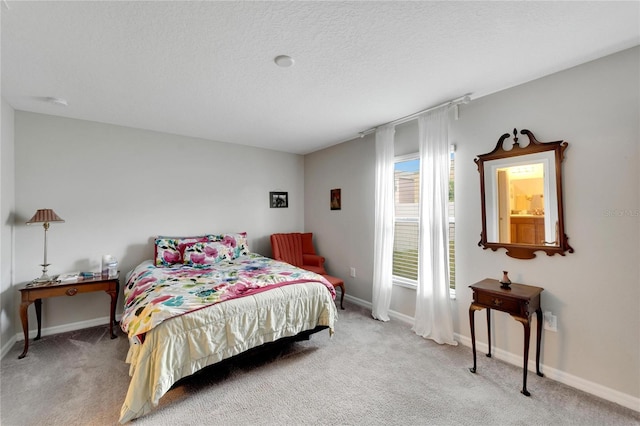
[323,274,344,287]
[301,265,327,275]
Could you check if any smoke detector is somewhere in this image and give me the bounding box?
[274,55,294,68]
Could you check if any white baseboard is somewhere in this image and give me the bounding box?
[1,334,17,359]
[455,333,640,412]
[342,293,371,309]
[343,293,639,412]
[9,314,121,342]
[1,315,119,361]
[342,293,415,326]
[6,294,640,413]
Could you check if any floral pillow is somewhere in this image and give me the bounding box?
[183,241,233,267]
[154,235,208,267]
[207,232,249,259]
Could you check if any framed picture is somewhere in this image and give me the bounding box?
[330,188,341,210]
[270,191,288,208]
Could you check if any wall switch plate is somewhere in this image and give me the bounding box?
[350,267,356,278]
[544,311,558,332]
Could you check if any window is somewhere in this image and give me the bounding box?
[393,155,420,284]
[392,151,456,290]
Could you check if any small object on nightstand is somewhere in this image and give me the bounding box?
[79,271,100,279]
[57,272,80,283]
[102,255,118,278]
[500,271,511,289]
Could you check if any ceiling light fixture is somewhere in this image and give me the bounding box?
[46,97,68,107]
[274,55,294,68]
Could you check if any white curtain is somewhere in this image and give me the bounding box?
[412,107,457,345]
[372,124,395,321]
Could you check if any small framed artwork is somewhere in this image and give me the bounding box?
[270,191,288,208]
[330,188,341,210]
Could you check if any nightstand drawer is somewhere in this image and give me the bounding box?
[476,292,519,313]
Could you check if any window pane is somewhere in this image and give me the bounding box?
[449,220,455,289]
[395,159,419,218]
[394,158,420,281]
[393,221,418,280]
[449,151,455,289]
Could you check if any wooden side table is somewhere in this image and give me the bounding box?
[18,274,119,359]
[468,278,544,396]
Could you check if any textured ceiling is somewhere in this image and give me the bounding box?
[2,1,638,154]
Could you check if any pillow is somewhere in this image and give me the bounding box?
[207,232,250,259]
[154,235,209,267]
[183,241,233,267]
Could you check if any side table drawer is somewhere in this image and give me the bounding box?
[476,292,520,313]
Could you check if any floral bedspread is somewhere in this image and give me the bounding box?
[120,254,336,341]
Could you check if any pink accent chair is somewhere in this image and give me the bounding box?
[270,232,345,310]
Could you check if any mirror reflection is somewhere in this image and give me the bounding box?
[485,154,558,246]
[498,163,546,244]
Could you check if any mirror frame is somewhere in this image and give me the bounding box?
[475,128,574,259]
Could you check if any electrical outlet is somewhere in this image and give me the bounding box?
[350,267,356,278]
[543,311,558,332]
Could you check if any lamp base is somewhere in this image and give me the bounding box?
[33,264,53,283]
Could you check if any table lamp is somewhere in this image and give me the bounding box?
[26,209,65,283]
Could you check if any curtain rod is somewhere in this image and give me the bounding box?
[358,93,472,138]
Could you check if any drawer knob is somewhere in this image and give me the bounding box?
[66,288,78,296]
[492,298,503,307]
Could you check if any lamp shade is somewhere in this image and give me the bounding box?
[26,209,65,224]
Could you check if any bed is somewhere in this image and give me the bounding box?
[118,233,337,423]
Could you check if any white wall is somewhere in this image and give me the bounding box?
[13,112,304,333]
[305,47,640,405]
[453,46,639,401]
[304,119,423,315]
[1,98,16,354]
[304,135,376,302]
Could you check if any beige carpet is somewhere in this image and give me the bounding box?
[1,302,639,425]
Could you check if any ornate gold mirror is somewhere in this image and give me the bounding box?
[475,129,573,259]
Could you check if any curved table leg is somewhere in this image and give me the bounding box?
[34,298,42,340]
[106,288,118,339]
[515,315,532,396]
[486,308,492,358]
[469,304,484,373]
[19,301,31,359]
[535,308,544,377]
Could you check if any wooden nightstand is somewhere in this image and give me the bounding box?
[18,274,119,359]
[468,278,544,396]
